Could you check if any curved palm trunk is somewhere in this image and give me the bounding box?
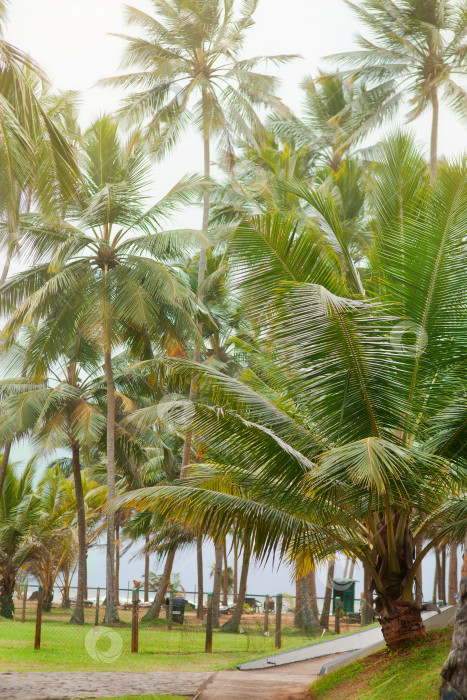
[430,85,439,185]
[142,547,176,622]
[440,534,467,697]
[294,575,302,628]
[70,443,86,624]
[233,538,238,604]
[320,560,335,629]
[212,544,223,628]
[448,543,458,606]
[103,345,119,623]
[0,576,15,619]
[0,442,11,501]
[221,538,251,632]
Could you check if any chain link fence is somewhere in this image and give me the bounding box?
[0,585,373,670]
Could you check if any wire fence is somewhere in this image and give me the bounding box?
[0,584,374,670]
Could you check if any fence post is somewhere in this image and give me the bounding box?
[168,590,174,631]
[205,593,213,653]
[264,595,269,634]
[21,583,28,623]
[334,596,341,634]
[275,594,282,649]
[131,587,139,654]
[94,587,100,627]
[34,587,43,650]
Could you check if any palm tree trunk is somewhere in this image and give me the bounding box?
[440,533,467,697]
[300,574,320,632]
[415,540,423,605]
[430,85,439,185]
[233,538,238,604]
[144,533,150,603]
[115,520,120,606]
[196,535,203,619]
[440,544,447,605]
[70,442,86,625]
[0,245,12,284]
[222,541,228,605]
[433,549,440,603]
[448,543,458,606]
[142,547,176,622]
[0,441,11,501]
[361,566,374,626]
[103,345,119,623]
[320,561,335,629]
[212,544,223,628]
[221,537,251,632]
[295,575,303,628]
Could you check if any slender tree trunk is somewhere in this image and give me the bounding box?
[0,245,12,284]
[440,532,467,697]
[222,541,228,605]
[448,543,458,606]
[233,538,238,604]
[361,566,374,626]
[433,549,440,604]
[197,535,204,619]
[70,442,86,624]
[320,560,335,629]
[103,344,119,623]
[415,540,424,605]
[212,544,223,628]
[144,533,150,603]
[142,548,176,622]
[0,442,11,501]
[430,85,439,185]
[115,520,120,606]
[440,545,447,606]
[221,537,251,632]
[84,550,88,599]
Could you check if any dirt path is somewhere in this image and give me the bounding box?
[0,671,213,699]
[196,653,346,699]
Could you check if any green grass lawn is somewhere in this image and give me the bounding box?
[310,628,453,700]
[0,604,375,674]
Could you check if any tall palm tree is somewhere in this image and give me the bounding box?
[0,458,39,618]
[328,0,467,182]
[113,133,467,650]
[103,0,293,387]
[0,116,206,622]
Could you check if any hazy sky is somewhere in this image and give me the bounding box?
[5,0,464,599]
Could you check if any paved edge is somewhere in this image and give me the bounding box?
[193,673,217,700]
[319,604,457,677]
[238,605,456,672]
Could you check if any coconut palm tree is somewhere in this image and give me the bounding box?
[0,116,207,622]
[328,0,467,182]
[103,0,293,379]
[112,133,467,650]
[0,458,39,618]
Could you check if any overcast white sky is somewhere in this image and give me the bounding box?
[4,0,464,599]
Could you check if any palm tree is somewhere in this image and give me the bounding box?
[113,133,467,650]
[328,0,467,182]
[103,0,293,388]
[0,459,39,618]
[0,116,206,622]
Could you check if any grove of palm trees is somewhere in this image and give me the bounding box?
[1,1,467,698]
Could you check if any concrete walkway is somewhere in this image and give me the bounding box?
[196,654,345,700]
[238,606,452,670]
[0,671,213,700]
